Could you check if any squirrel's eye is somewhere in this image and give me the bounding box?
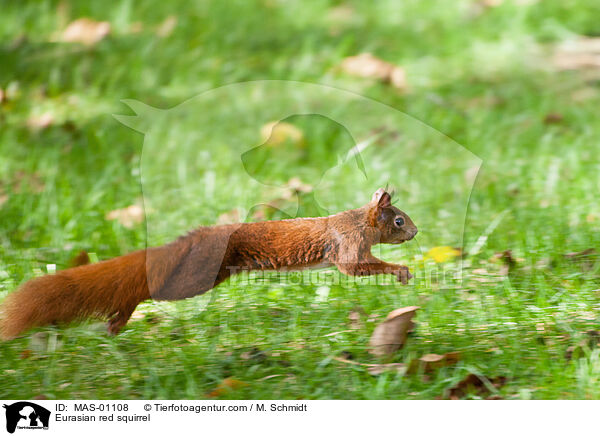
[394,216,405,227]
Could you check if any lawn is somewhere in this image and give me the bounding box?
[0,0,599,399]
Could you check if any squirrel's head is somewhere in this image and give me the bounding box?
[368,188,418,244]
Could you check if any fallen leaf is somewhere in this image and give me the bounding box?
[425,246,462,263]
[33,394,48,400]
[105,204,144,228]
[260,121,304,146]
[340,53,407,89]
[20,349,32,360]
[543,112,564,124]
[408,351,460,374]
[60,18,111,46]
[0,88,4,104]
[369,306,419,357]
[446,373,506,399]
[206,378,249,398]
[156,15,177,37]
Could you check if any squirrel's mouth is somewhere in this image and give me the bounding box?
[397,228,417,243]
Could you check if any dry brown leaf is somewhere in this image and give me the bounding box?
[206,378,249,398]
[446,373,507,399]
[408,351,460,374]
[61,18,111,46]
[105,204,144,228]
[369,306,419,357]
[260,121,304,146]
[156,16,177,37]
[0,88,4,104]
[340,53,406,90]
[543,112,564,124]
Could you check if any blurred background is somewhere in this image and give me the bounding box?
[0,0,599,399]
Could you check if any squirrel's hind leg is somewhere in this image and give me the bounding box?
[106,305,136,336]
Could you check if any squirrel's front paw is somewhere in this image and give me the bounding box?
[395,266,412,285]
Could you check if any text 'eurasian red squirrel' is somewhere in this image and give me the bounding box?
[0,188,417,340]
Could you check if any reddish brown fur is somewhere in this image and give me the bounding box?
[0,189,417,340]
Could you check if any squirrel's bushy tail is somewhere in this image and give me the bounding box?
[0,250,150,340]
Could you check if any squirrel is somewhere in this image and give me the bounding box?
[0,188,417,340]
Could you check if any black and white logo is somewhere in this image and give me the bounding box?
[3,402,50,434]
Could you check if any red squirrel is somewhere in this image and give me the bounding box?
[0,188,417,340]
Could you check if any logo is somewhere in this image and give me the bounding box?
[3,402,50,434]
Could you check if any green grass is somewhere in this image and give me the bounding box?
[1,0,599,399]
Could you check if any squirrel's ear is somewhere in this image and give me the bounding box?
[371,188,392,208]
